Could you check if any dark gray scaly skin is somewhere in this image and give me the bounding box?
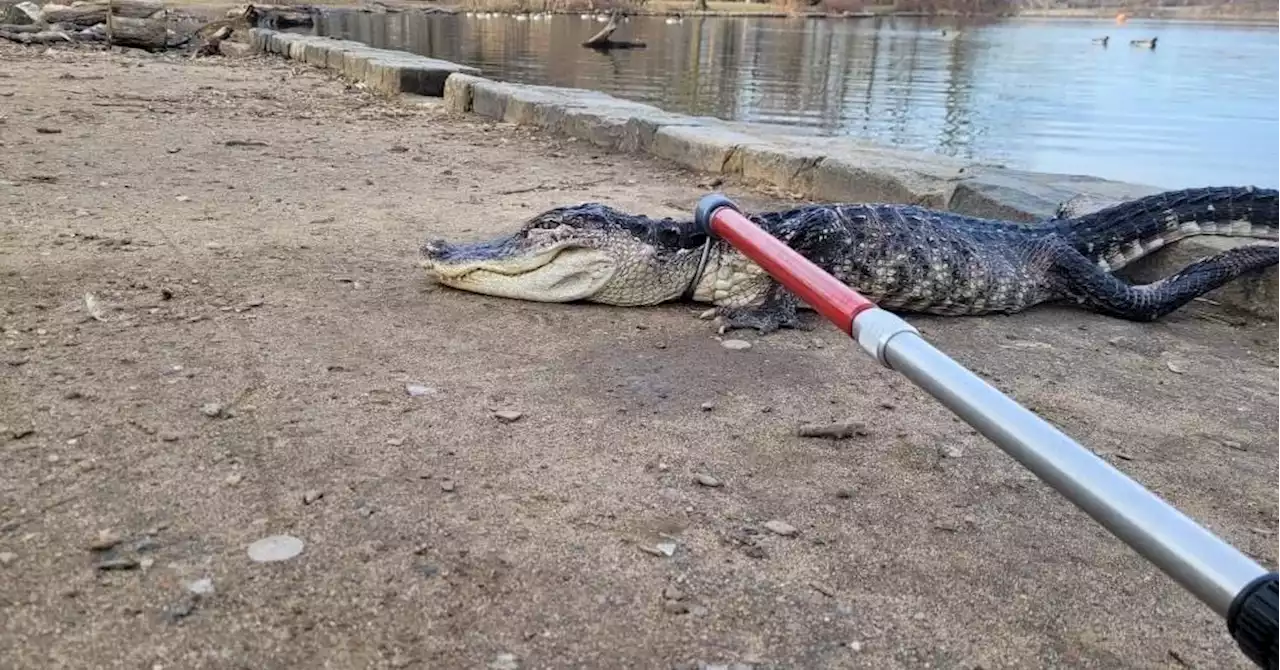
[419,186,1279,333]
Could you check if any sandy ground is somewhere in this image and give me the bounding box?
[0,43,1276,670]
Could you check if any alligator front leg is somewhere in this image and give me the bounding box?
[712,283,807,334]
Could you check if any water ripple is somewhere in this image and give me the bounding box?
[312,12,1279,189]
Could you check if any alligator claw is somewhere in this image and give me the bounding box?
[713,305,805,335]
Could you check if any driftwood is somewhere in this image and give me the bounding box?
[0,26,74,43]
[81,15,169,49]
[0,22,53,32]
[3,1,45,24]
[224,3,314,29]
[29,0,165,26]
[192,24,231,57]
[0,0,217,50]
[581,12,645,50]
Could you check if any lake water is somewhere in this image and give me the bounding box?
[309,11,1280,190]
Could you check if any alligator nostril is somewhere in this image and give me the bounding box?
[422,239,452,257]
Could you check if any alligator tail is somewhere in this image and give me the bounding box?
[1053,242,1279,322]
[1056,186,1279,272]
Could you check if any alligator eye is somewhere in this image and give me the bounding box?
[624,219,650,236]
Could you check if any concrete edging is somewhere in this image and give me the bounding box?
[247,28,480,97]
[248,28,1277,319]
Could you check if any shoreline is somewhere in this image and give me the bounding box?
[218,1,1280,26]
[251,27,1277,318]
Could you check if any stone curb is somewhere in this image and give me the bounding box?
[247,28,1276,320]
[248,28,479,97]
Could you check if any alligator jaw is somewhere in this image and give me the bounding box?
[419,239,620,303]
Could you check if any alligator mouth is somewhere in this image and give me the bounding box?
[420,239,618,303]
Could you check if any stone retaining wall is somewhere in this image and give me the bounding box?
[248,28,480,97]
[248,28,1276,319]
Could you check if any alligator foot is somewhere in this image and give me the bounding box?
[711,290,808,335]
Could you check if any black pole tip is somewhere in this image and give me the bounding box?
[1228,571,1278,670]
[694,193,740,237]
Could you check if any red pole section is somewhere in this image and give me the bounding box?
[702,201,877,335]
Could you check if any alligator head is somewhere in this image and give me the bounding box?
[419,203,711,306]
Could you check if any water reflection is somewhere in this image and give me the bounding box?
[311,12,1280,190]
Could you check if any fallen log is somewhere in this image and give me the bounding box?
[0,22,52,32]
[3,1,44,24]
[41,0,166,26]
[581,13,645,50]
[192,24,231,57]
[80,15,169,49]
[0,27,74,43]
[224,3,314,29]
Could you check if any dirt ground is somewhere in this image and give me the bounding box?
[0,42,1276,670]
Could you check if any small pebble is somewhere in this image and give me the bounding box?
[493,410,523,423]
[797,421,868,439]
[0,551,16,566]
[199,402,225,418]
[175,195,191,202]
[639,541,677,557]
[247,535,305,563]
[224,472,244,486]
[764,520,798,537]
[694,474,723,488]
[849,641,863,652]
[663,600,691,614]
[186,577,215,596]
[488,653,519,670]
[302,490,324,505]
[88,530,122,551]
[94,557,140,571]
[809,581,836,597]
[404,383,436,397]
[663,585,685,601]
[159,431,181,442]
[440,479,456,493]
[699,401,715,411]
[386,437,405,446]
[938,444,964,459]
[721,339,751,351]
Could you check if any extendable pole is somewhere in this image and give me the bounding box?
[693,194,1278,669]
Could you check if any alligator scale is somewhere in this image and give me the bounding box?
[419,186,1279,333]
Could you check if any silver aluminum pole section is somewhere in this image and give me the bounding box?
[695,193,1276,669]
[852,307,1268,616]
[859,308,1277,669]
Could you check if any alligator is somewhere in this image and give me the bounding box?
[418,186,1279,333]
